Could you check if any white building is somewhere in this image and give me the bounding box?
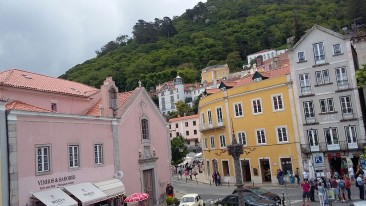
[245,49,286,68]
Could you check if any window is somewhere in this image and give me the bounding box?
[210,136,215,148]
[201,113,205,125]
[204,138,208,149]
[176,132,179,136]
[233,103,243,117]
[277,127,288,143]
[219,135,226,147]
[256,129,266,144]
[298,51,306,62]
[169,124,171,129]
[315,70,330,85]
[186,131,189,136]
[170,95,174,103]
[319,98,334,113]
[193,121,196,126]
[51,103,57,112]
[307,129,318,146]
[169,133,172,138]
[336,67,348,89]
[94,144,103,164]
[161,98,165,111]
[324,127,339,145]
[238,132,246,145]
[272,94,283,111]
[69,145,79,168]
[222,161,230,176]
[177,94,179,99]
[252,98,262,114]
[170,90,174,94]
[313,42,325,64]
[194,130,197,135]
[160,91,164,96]
[36,145,50,173]
[340,96,352,114]
[208,110,212,125]
[185,122,188,127]
[141,119,149,140]
[299,74,311,95]
[345,125,357,143]
[333,44,342,55]
[216,107,223,124]
[176,123,179,128]
[303,101,315,119]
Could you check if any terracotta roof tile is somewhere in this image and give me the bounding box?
[0,69,99,97]
[6,100,52,112]
[234,66,290,88]
[169,114,198,122]
[205,88,221,95]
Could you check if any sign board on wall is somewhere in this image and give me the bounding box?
[313,153,325,167]
[37,175,76,190]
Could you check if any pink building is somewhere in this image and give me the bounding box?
[0,69,171,206]
[168,115,201,147]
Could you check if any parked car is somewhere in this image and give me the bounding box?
[233,186,281,205]
[179,193,204,206]
[212,193,278,206]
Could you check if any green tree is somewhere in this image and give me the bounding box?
[171,136,189,165]
[226,51,242,72]
[356,64,366,87]
[175,101,193,117]
[177,68,198,83]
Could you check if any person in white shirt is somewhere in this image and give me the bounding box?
[349,166,355,181]
[303,171,309,180]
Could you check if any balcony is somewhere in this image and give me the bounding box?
[300,86,312,96]
[199,120,225,132]
[341,108,356,121]
[304,115,317,125]
[300,139,366,154]
[337,80,349,90]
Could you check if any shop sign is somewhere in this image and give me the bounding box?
[313,153,325,167]
[37,175,76,190]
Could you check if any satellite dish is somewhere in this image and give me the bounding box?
[114,171,124,179]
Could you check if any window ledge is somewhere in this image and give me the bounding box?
[36,171,53,176]
[319,111,338,115]
[333,53,344,56]
[335,88,354,93]
[297,60,307,63]
[340,118,358,122]
[299,94,315,98]
[312,63,329,68]
[94,163,104,168]
[303,122,319,125]
[314,82,333,87]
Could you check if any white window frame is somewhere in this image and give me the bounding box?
[94,144,103,165]
[340,96,352,114]
[336,67,348,88]
[255,129,267,145]
[299,73,311,94]
[207,110,212,126]
[271,94,284,111]
[252,98,263,115]
[233,102,243,117]
[204,138,208,149]
[210,136,215,149]
[303,101,315,119]
[319,98,334,113]
[345,125,357,143]
[216,107,223,124]
[237,131,247,146]
[313,42,325,64]
[297,51,306,62]
[219,135,226,148]
[68,145,80,169]
[276,126,288,143]
[324,127,339,145]
[141,119,150,140]
[36,145,51,174]
[201,113,205,125]
[307,129,318,146]
[315,70,330,85]
[333,44,342,55]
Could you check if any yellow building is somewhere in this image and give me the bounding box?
[201,64,230,84]
[199,62,303,184]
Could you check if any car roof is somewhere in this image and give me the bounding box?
[181,193,199,198]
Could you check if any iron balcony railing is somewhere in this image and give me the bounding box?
[300,139,366,154]
[337,80,349,90]
[301,86,312,95]
[199,119,225,132]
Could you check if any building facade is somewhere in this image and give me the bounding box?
[157,76,185,115]
[199,65,302,184]
[201,64,230,84]
[0,69,170,206]
[289,25,366,178]
[169,115,201,147]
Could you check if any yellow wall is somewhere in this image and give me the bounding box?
[199,75,301,183]
[201,67,229,84]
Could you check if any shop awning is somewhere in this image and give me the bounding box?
[94,179,125,198]
[33,188,78,206]
[64,182,107,205]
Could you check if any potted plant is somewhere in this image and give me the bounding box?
[166,196,174,206]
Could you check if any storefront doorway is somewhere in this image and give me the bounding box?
[241,159,251,182]
[143,169,155,206]
[260,159,271,182]
[212,159,218,173]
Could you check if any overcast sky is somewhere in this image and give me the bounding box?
[0,0,205,77]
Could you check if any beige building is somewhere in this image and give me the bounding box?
[201,64,229,84]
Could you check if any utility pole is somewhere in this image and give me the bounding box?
[227,130,244,206]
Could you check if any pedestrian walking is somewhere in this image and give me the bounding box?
[184,169,189,182]
[301,179,310,206]
[309,179,316,202]
[338,176,346,202]
[317,182,326,206]
[345,176,351,201]
[348,165,355,181]
[166,183,174,198]
[356,174,364,200]
[295,168,300,184]
[212,172,218,186]
[330,177,339,202]
[189,169,193,180]
[217,172,222,185]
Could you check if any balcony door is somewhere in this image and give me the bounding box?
[345,125,357,149]
[307,129,319,152]
[324,127,340,150]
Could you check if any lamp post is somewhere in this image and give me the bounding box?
[227,131,245,206]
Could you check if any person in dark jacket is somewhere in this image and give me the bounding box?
[309,179,316,202]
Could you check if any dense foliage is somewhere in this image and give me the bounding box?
[171,136,189,165]
[60,0,353,91]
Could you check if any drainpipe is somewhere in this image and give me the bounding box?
[0,102,9,206]
[112,118,121,172]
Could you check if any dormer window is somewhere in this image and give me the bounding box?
[109,88,117,110]
[254,77,262,82]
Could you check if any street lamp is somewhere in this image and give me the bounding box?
[227,131,245,206]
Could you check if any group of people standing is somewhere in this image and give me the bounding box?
[212,171,222,186]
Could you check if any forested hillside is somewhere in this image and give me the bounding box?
[60,0,362,91]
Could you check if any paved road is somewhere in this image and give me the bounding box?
[173,179,366,206]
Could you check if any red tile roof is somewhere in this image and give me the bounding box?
[169,114,198,122]
[205,88,221,95]
[0,69,99,97]
[86,90,135,116]
[234,67,290,87]
[6,101,52,112]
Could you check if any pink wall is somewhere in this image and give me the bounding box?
[16,115,115,206]
[169,116,201,145]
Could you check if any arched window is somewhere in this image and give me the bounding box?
[141,119,149,140]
